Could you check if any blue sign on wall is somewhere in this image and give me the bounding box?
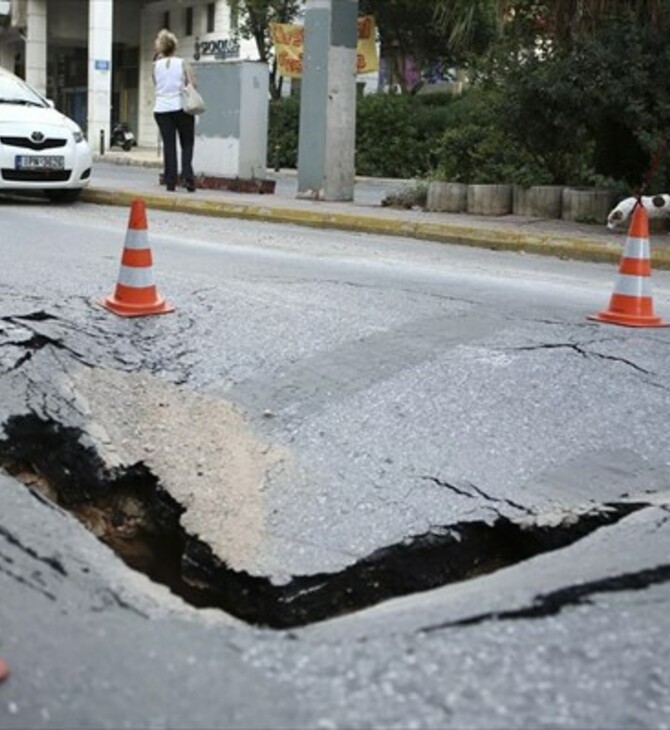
[95,60,110,71]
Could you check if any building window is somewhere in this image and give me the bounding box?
[185,7,193,37]
[163,11,170,30]
[207,3,215,33]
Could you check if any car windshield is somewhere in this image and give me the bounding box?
[0,74,47,107]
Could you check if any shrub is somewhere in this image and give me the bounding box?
[268,96,300,170]
[266,93,454,179]
[489,9,670,191]
[381,180,429,209]
[430,88,554,185]
[356,94,453,177]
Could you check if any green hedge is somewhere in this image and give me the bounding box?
[268,96,301,170]
[267,84,631,188]
[268,93,454,178]
[267,90,584,183]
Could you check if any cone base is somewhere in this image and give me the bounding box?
[588,311,669,328]
[98,296,175,318]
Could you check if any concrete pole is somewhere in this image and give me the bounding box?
[87,0,113,154]
[297,0,358,201]
[25,0,47,95]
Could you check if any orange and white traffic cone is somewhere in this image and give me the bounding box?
[99,199,174,317]
[589,202,668,327]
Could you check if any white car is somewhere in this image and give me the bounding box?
[0,67,92,202]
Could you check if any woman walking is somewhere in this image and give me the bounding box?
[153,29,196,192]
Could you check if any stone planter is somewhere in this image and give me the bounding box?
[514,185,564,218]
[467,184,513,216]
[649,218,669,234]
[513,186,533,216]
[562,188,616,224]
[426,181,468,213]
[530,185,564,219]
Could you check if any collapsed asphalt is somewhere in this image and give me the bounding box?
[1,192,669,728]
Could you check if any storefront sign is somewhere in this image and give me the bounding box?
[194,37,240,61]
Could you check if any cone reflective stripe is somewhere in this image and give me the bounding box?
[99,199,174,317]
[589,203,668,328]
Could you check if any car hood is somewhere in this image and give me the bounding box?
[0,105,79,133]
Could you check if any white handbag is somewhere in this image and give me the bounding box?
[182,83,206,115]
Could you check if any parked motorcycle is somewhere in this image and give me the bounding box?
[111,122,136,152]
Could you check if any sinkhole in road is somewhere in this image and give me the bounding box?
[0,414,647,629]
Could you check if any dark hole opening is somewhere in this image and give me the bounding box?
[0,414,647,629]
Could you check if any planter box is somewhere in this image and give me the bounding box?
[426,181,467,213]
[562,188,616,224]
[467,184,513,216]
[513,186,532,216]
[514,185,564,218]
[649,218,669,234]
[532,185,564,219]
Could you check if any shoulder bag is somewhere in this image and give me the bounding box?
[181,62,206,115]
[182,83,206,115]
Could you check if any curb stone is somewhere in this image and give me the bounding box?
[81,186,670,271]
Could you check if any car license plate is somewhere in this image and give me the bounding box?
[15,155,65,170]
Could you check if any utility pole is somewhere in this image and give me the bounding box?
[297,0,358,202]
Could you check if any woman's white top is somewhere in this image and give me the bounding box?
[153,56,184,113]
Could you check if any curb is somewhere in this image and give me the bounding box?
[93,154,162,169]
[81,186,670,271]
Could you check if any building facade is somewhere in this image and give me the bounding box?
[0,0,256,149]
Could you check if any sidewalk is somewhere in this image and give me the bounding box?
[86,147,670,270]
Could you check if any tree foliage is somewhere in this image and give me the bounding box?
[485,1,670,188]
[497,0,665,43]
[359,0,497,91]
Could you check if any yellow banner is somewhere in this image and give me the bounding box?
[356,15,379,75]
[270,16,379,79]
[270,22,304,79]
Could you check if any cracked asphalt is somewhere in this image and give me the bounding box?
[1,196,670,727]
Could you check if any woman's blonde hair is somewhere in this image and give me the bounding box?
[155,29,178,57]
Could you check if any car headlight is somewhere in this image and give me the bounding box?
[72,127,85,144]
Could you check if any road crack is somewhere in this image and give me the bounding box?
[0,525,67,576]
[508,342,652,375]
[420,563,670,633]
[421,476,535,516]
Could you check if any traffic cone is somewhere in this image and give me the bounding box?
[588,203,668,327]
[0,657,9,683]
[99,199,174,317]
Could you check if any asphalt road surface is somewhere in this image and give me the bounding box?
[0,198,669,728]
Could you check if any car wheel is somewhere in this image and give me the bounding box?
[44,189,82,203]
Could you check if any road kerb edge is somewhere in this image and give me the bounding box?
[81,187,670,270]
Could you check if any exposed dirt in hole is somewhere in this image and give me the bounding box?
[0,413,649,629]
[69,367,289,572]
